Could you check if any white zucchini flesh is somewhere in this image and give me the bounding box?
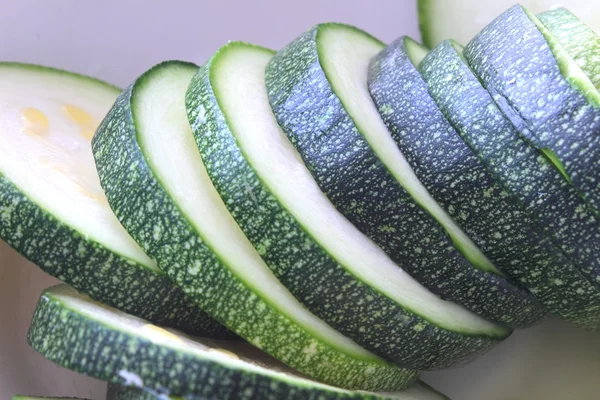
[215,43,501,334]
[0,65,155,270]
[317,26,497,275]
[418,0,600,47]
[135,64,376,360]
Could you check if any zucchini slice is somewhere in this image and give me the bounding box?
[186,41,505,369]
[0,63,227,336]
[368,34,552,329]
[464,4,600,289]
[419,39,600,329]
[92,60,415,390]
[265,22,537,328]
[106,381,451,400]
[418,0,600,48]
[29,285,432,399]
[539,8,600,90]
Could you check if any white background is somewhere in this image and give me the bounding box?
[1,1,599,399]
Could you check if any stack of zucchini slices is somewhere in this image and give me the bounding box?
[5,4,600,400]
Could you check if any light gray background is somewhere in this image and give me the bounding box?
[1,1,599,399]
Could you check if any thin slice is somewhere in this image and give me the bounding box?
[418,0,600,48]
[186,42,506,369]
[106,381,450,400]
[266,22,537,328]
[369,34,554,329]
[539,8,600,90]
[92,60,415,390]
[419,39,600,329]
[464,4,600,289]
[29,285,431,399]
[0,63,227,336]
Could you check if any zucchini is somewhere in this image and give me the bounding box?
[418,0,600,48]
[419,39,600,329]
[0,63,227,337]
[12,398,87,400]
[106,381,450,400]
[369,34,554,329]
[539,8,600,90]
[265,22,539,328]
[29,285,436,400]
[92,60,415,390]
[186,41,506,369]
[464,4,600,289]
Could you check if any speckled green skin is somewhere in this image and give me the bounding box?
[539,8,600,91]
[265,23,536,329]
[105,381,450,400]
[420,40,600,330]
[92,61,415,391]
[185,42,503,370]
[0,67,228,338]
[464,5,600,242]
[368,36,547,329]
[29,285,414,399]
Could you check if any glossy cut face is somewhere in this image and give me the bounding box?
[0,65,155,268]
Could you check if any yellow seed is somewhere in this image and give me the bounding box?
[62,104,97,140]
[208,348,240,360]
[142,324,186,344]
[62,104,94,126]
[22,108,49,135]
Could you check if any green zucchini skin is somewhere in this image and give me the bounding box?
[265,24,538,329]
[420,40,600,330]
[368,35,549,328]
[28,285,410,400]
[539,8,600,91]
[464,5,600,252]
[186,42,502,370]
[105,382,451,400]
[0,65,228,338]
[92,60,415,391]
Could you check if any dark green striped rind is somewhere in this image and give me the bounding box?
[0,65,227,338]
[92,61,415,391]
[12,397,88,400]
[29,285,418,400]
[539,8,600,91]
[464,5,600,243]
[368,36,547,329]
[106,382,450,400]
[265,23,535,328]
[421,39,600,329]
[185,42,501,370]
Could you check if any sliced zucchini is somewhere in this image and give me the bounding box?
[418,0,600,48]
[419,39,600,329]
[539,8,600,90]
[106,381,450,400]
[29,285,431,399]
[464,4,600,289]
[12,398,87,400]
[369,34,557,329]
[0,63,227,336]
[186,41,506,369]
[92,60,415,390]
[265,22,538,328]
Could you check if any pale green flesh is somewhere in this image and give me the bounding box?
[134,64,377,361]
[418,0,600,48]
[0,65,156,271]
[318,25,499,276]
[213,45,501,335]
[526,9,600,107]
[404,37,430,67]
